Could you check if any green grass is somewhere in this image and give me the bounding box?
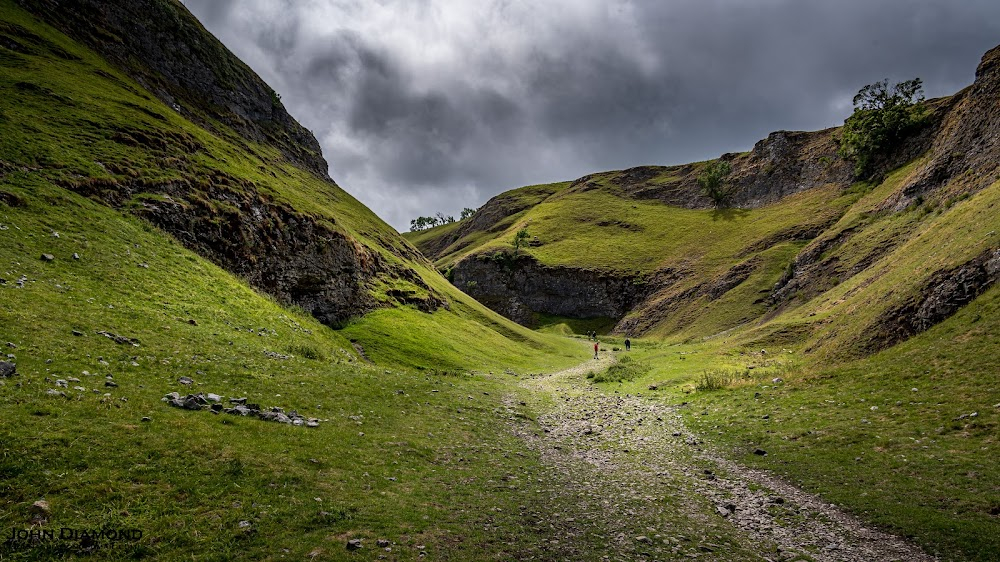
[0,4,592,559]
[682,286,1000,561]
[443,183,849,275]
[584,294,998,560]
[0,155,590,562]
[587,355,651,383]
[402,181,571,259]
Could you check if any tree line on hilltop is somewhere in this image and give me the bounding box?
[410,207,476,231]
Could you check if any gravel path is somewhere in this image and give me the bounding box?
[507,351,936,561]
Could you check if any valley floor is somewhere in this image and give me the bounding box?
[506,348,934,561]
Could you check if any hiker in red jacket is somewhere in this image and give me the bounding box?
[593,341,599,359]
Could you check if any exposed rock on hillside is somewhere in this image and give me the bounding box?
[616,259,761,336]
[883,44,1000,211]
[453,254,652,326]
[868,247,1000,352]
[16,0,328,177]
[560,127,852,210]
[4,0,445,327]
[66,171,444,326]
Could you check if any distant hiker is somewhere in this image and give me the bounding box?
[625,338,631,351]
[593,341,599,359]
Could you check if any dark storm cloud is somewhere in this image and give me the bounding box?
[179,0,1000,230]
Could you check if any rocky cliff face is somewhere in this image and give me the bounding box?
[16,0,328,177]
[868,247,1000,353]
[770,45,1000,316]
[63,169,445,327]
[880,44,1000,211]
[6,0,445,327]
[567,127,853,210]
[453,255,649,326]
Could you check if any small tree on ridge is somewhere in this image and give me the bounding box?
[698,160,733,207]
[838,78,927,178]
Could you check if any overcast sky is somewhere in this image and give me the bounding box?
[180,0,1000,231]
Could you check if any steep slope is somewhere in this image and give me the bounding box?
[408,44,1000,359]
[14,0,328,177]
[1,0,417,327]
[0,2,590,558]
[0,175,586,560]
[0,0,580,367]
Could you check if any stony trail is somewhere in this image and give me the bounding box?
[505,352,936,561]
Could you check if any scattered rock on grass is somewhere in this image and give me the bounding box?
[163,392,321,427]
[1,361,17,377]
[346,538,362,551]
[40,253,54,262]
[96,330,140,346]
[30,500,50,524]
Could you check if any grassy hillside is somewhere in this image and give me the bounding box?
[0,3,591,559]
[409,173,854,338]
[0,0,579,363]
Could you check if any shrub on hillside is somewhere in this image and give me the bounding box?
[838,78,928,179]
[697,160,733,206]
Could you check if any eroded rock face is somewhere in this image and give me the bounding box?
[565,128,853,210]
[65,172,443,327]
[132,182,443,326]
[452,255,649,326]
[869,248,1000,352]
[17,0,328,177]
[884,44,1000,211]
[138,189,378,326]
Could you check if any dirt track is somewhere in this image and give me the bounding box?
[505,351,935,561]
